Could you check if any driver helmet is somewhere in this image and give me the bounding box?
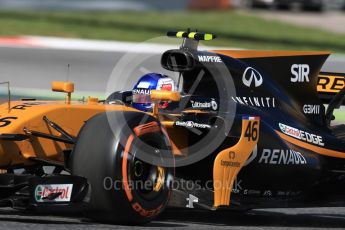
[132,73,175,112]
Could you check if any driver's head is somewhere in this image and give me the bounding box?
[132,73,175,112]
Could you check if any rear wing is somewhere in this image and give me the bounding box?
[318,72,345,104]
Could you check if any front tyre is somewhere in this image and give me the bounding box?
[71,111,174,224]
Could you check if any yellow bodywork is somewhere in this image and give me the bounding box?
[0,83,260,209]
[0,100,137,168]
[213,117,260,207]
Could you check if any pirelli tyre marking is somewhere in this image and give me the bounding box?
[122,122,167,218]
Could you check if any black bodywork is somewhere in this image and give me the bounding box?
[158,46,345,209]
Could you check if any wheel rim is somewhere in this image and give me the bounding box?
[130,156,165,201]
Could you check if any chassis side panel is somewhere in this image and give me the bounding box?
[0,101,138,167]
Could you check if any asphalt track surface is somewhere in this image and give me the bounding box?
[1,46,345,229]
[0,207,345,230]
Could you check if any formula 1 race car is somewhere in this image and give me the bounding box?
[0,30,345,225]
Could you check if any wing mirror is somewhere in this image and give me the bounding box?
[51,81,74,104]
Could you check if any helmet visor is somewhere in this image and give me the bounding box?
[132,93,151,104]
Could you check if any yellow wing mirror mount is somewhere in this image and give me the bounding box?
[150,90,181,117]
[51,81,75,104]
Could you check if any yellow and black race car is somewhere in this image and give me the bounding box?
[0,31,345,225]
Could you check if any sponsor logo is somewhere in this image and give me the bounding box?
[11,102,44,110]
[191,101,211,109]
[229,151,235,159]
[277,191,301,197]
[157,78,175,109]
[243,189,261,196]
[136,81,151,89]
[186,194,199,208]
[221,161,240,167]
[291,64,310,82]
[175,121,211,129]
[303,104,320,114]
[157,78,175,91]
[133,89,150,95]
[132,202,163,218]
[221,151,240,167]
[231,96,276,108]
[263,190,272,196]
[35,184,73,202]
[133,78,175,95]
[211,99,218,110]
[190,98,218,111]
[259,149,307,165]
[317,75,345,93]
[198,55,222,63]
[277,191,287,196]
[279,123,324,146]
[242,67,263,88]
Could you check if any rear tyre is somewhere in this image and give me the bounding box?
[71,111,174,224]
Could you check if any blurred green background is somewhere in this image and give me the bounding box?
[0,0,345,52]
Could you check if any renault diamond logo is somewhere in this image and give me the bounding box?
[242,67,263,87]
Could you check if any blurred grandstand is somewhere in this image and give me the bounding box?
[242,0,345,11]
